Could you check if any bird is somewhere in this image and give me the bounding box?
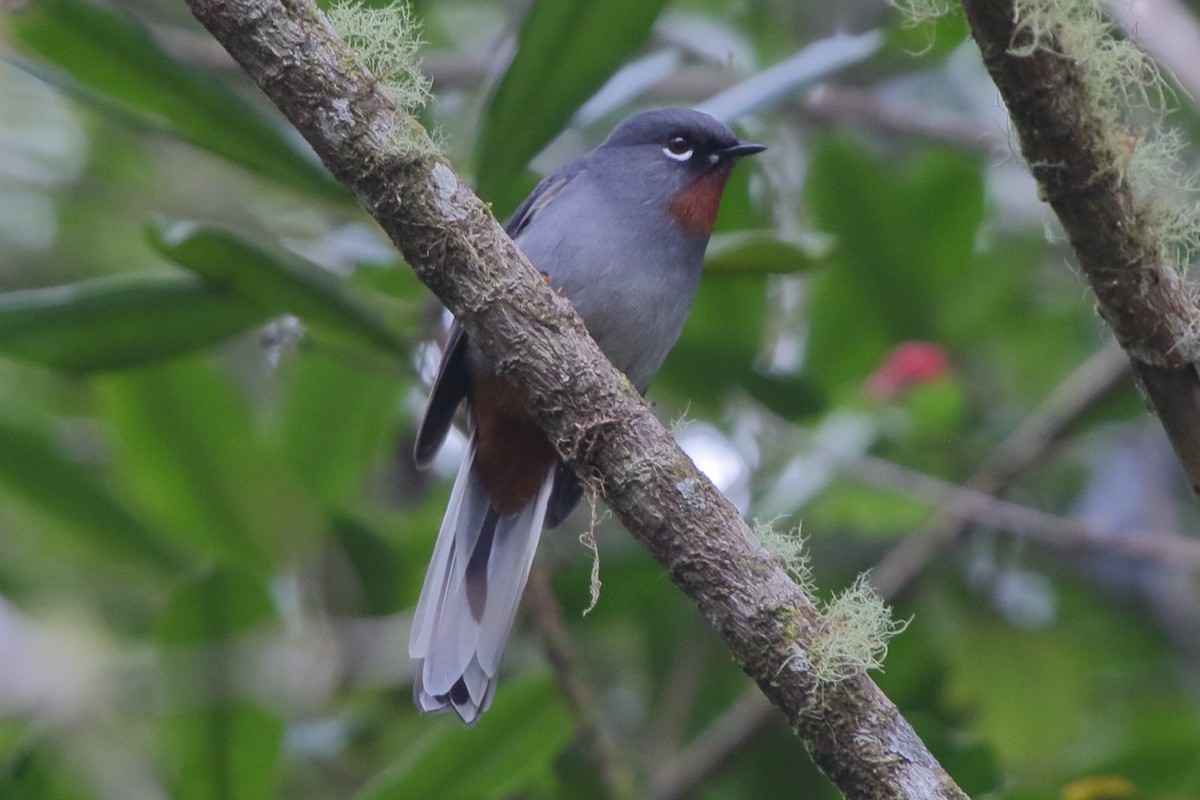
[408,107,765,724]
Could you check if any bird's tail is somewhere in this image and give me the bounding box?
[408,433,553,725]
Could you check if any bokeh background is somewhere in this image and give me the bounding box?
[3,0,1200,797]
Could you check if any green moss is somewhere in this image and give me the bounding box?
[774,603,805,642]
[752,518,907,692]
[326,1,439,158]
[752,516,813,593]
[1010,0,1200,356]
[809,574,909,687]
[886,0,954,24]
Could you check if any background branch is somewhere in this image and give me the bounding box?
[182,0,966,796]
[960,0,1200,496]
[871,337,1130,599]
[525,567,638,799]
[848,453,1200,573]
[649,688,776,800]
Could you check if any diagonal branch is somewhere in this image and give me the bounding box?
[525,567,639,799]
[649,688,776,800]
[960,0,1200,497]
[848,454,1200,573]
[183,0,966,796]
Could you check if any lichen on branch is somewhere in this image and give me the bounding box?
[899,0,1200,495]
[754,518,908,689]
[895,0,1200,361]
[325,0,438,157]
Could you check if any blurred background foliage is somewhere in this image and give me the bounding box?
[1,0,1200,797]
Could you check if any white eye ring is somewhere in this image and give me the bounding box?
[662,145,693,162]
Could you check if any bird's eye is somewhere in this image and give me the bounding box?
[663,134,693,162]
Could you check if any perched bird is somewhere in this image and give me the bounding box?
[409,108,765,724]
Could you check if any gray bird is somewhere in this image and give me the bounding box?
[409,107,765,724]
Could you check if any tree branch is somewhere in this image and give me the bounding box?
[183,0,966,795]
[847,453,1200,574]
[649,688,776,800]
[871,338,1129,599]
[525,567,639,799]
[960,0,1200,496]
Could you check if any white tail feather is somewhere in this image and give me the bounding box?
[409,433,554,724]
[409,442,475,658]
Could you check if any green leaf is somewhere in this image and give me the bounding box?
[160,567,276,647]
[698,31,884,121]
[915,579,1200,796]
[704,230,830,275]
[7,0,343,198]
[0,415,182,569]
[277,349,407,506]
[901,377,965,437]
[94,358,325,572]
[875,625,1000,797]
[327,516,403,616]
[806,481,932,537]
[159,568,283,800]
[656,275,824,418]
[149,222,411,355]
[0,274,264,372]
[474,0,669,214]
[803,137,985,395]
[356,674,572,800]
[0,733,92,800]
[880,5,970,66]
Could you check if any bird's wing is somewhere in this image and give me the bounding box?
[504,164,581,240]
[546,462,583,528]
[414,321,470,467]
[413,163,583,467]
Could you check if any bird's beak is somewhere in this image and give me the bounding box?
[719,141,767,160]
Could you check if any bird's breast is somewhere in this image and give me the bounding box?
[514,179,707,391]
[667,165,734,236]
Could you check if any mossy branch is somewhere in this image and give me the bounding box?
[956,0,1200,495]
[182,0,966,796]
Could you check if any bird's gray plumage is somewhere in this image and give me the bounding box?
[409,108,762,723]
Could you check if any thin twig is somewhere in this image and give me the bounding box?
[652,339,1136,784]
[871,338,1130,599]
[643,634,709,763]
[525,567,640,799]
[799,85,1000,154]
[846,454,1200,572]
[649,689,777,800]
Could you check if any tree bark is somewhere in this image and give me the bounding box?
[961,0,1200,496]
[183,0,968,796]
